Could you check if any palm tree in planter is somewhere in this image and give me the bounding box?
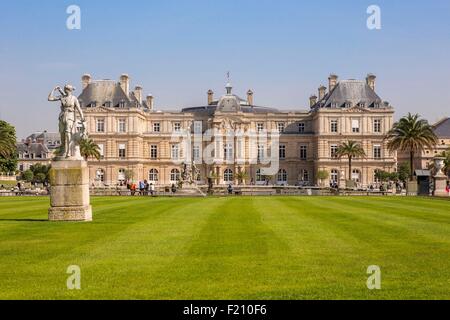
[336,141,366,181]
[236,171,248,185]
[80,138,101,161]
[385,113,437,181]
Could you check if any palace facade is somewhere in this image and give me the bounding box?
[80,73,396,187]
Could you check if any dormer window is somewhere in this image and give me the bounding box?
[331,102,338,108]
[374,102,380,108]
[105,101,112,108]
[345,101,352,108]
[119,100,126,108]
[359,102,366,108]
[91,101,97,108]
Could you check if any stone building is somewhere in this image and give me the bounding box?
[17,131,60,171]
[80,73,396,187]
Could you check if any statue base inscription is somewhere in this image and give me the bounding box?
[48,159,92,222]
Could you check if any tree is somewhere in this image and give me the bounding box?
[22,170,34,182]
[0,120,18,174]
[34,173,47,183]
[336,141,366,181]
[124,169,134,182]
[397,162,411,183]
[316,170,329,187]
[236,171,248,185]
[385,113,437,181]
[29,164,51,183]
[80,138,101,161]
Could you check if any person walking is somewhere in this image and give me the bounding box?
[171,183,177,195]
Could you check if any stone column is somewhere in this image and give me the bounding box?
[433,157,448,197]
[48,160,92,221]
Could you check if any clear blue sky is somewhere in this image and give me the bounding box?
[1,0,449,138]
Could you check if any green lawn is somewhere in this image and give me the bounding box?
[0,196,449,300]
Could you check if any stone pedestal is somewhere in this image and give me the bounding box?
[407,181,418,196]
[48,159,92,221]
[433,175,448,197]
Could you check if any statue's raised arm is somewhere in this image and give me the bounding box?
[48,86,65,101]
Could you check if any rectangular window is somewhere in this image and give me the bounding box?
[330,120,338,133]
[298,122,305,133]
[257,145,264,161]
[118,144,126,158]
[224,143,233,160]
[331,144,338,158]
[150,145,158,159]
[193,145,200,161]
[98,144,104,158]
[352,119,360,133]
[279,145,286,160]
[173,122,181,132]
[373,145,382,159]
[374,119,381,133]
[257,123,264,132]
[96,119,105,133]
[171,144,179,160]
[118,119,126,133]
[300,145,307,160]
[153,123,160,132]
[194,121,202,134]
[277,122,285,133]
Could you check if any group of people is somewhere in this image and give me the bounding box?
[127,180,156,196]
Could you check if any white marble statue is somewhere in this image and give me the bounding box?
[48,84,86,159]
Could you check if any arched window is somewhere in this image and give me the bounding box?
[352,169,361,183]
[224,169,233,182]
[331,169,339,183]
[277,169,287,182]
[149,169,159,182]
[96,169,105,182]
[118,168,126,182]
[170,169,180,182]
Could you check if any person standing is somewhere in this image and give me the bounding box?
[149,183,155,196]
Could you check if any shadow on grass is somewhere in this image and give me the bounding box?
[0,219,48,222]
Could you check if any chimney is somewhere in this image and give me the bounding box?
[146,95,154,111]
[119,74,130,96]
[134,85,143,104]
[81,74,91,90]
[207,89,214,105]
[318,85,327,100]
[328,74,338,92]
[366,73,376,91]
[247,90,254,105]
[309,95,318,107]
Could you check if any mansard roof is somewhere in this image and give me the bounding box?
[78,80,142,109]
[433,117,450,138]
[17,142,49,155]
[313,80,384,110]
